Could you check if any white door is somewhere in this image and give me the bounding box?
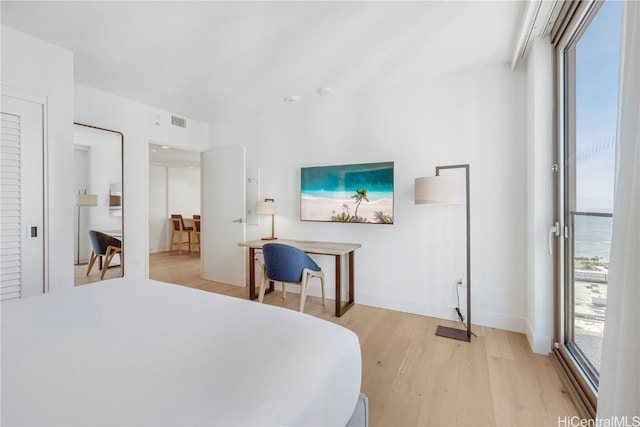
[201,146,246,286]
[1,95,45,300]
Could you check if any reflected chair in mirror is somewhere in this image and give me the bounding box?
[86,230,122,280]
[191,215,201,254]
[258,243,325,313]
[170,214,192,255]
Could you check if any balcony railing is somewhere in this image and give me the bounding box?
[570,211,612,374]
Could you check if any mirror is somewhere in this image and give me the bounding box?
[73,123,124,285]
[109,182,122,217]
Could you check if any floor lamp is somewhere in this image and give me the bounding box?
[415,164,472,342]
[76,191,98,265]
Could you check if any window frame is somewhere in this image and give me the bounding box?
[552,0,607,418]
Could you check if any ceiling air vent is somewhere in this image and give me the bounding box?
[171,115,187,128]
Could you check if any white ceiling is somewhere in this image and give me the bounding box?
[1,1,524,124]
[149,143,200,170]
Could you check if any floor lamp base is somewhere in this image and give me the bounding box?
[435,325,471,342]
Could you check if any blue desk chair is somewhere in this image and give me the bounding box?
[259,243,325,313]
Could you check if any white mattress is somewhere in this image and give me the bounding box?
[1,279,362,426]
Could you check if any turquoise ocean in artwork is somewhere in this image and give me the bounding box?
[301,162,394,201]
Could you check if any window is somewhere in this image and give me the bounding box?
[555,0,623,416]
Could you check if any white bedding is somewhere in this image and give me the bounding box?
[1,279,362,426]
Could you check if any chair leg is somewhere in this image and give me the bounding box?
[100,253,109,280]
[101,249,114,280]
[86,252,97,276]
[320,274,325,306]
[169,229,176,254]
[258,268,268,303]
[282,282,286,300]
[190,233,200,254]
[299,274,309,313]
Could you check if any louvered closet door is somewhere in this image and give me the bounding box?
[1,95,44,300]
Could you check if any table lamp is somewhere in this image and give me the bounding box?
[256,198,277,240]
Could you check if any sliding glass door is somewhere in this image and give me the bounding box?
[556,0,622,411]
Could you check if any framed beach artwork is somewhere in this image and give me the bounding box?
[300,161,394,224]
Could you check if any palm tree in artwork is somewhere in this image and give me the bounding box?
[352,188,369,220]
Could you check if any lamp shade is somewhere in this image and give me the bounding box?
[75,193,98,207]
[414,176,462,205]
[256,200,276,215]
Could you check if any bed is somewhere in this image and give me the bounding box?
[1,279,362,426]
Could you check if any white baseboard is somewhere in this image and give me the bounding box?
[526,320,552,355]
[355,291,527,334]
[264,286,529,336]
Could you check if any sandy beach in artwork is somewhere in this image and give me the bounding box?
[301,196,394,223]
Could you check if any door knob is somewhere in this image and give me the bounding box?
[232,218,244,223]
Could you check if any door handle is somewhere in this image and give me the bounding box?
[548,221,560,255]
[232,218,244,223]
[27,226,38,238]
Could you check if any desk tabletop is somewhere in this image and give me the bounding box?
[101,230,122,239]
[238,239,361,256]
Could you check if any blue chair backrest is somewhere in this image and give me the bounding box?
[262,243,321,283]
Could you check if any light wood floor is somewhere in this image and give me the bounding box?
[74,259,123,285]
[147,251,578,426]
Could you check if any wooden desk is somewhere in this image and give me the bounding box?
[238,239,361,317]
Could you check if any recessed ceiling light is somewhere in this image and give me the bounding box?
[151,149,158,152]
[283,95,302,103]
[317,86,333,96]
[162,146,170,149]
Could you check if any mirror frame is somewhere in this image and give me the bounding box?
[74,122,125,278]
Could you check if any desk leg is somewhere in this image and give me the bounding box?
[249,247,274,300]
[249,248,256,300]
[348,250,355,305]
[335,255,341,316]
[335,251,355,317]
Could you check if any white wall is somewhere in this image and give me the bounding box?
[168,168,200,219]
[74,83,209,279]
[149,165,168,253]
[210,63,529,332]
[1,25,74,291]
[148,166,200,253]
[526,36,555,354]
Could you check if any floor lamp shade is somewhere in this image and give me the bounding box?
[75,193,98,207]
[414,176,462,205]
